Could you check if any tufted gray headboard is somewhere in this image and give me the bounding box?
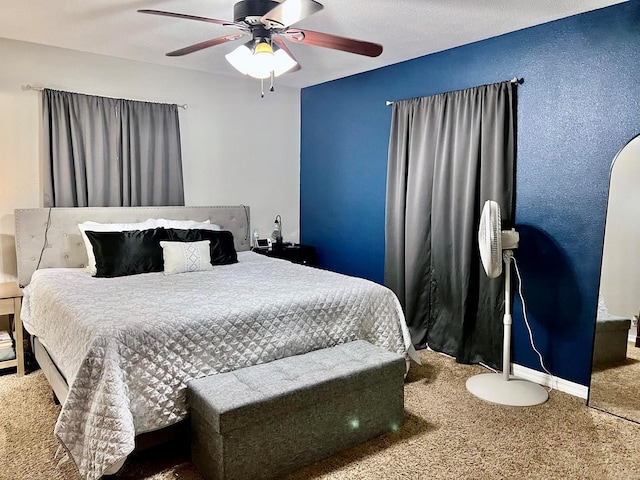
[15,205,251,287]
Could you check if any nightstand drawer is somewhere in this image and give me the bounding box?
[0,297,15,315]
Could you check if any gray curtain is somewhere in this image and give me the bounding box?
[43,89,184,207]
[385,81,515,369]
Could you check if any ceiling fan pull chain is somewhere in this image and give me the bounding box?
[261,78,265,98]
[270,71,275,93]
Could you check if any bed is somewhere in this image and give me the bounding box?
[15,206,413,480]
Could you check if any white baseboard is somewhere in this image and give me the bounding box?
[512,363,589,400]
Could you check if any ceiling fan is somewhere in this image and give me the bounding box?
[139,0,383,93]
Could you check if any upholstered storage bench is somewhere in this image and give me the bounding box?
[593,316,631,365]
[187,340,405,480]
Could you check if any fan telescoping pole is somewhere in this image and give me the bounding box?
[502,251,513,382]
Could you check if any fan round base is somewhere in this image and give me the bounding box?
[466,373,548,406]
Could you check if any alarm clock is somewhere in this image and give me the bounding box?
[256,238,272,249]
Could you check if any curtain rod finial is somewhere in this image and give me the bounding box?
[22,84,44,91]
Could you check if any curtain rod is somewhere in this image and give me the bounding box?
[385,77,522,106]
[21,84,188,109]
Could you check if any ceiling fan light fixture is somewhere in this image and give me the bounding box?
[225,38,298,79]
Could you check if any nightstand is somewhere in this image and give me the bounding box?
[253,244,317,266]
[0,282,24,377]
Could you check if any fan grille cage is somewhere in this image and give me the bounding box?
[479,200,502,278]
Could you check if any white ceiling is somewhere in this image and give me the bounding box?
[0,0,625,89]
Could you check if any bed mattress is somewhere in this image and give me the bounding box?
[21,251,412,480]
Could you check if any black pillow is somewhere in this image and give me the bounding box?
[85,228,166,278]
[163,229,238,265]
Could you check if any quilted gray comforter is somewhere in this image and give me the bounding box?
[21,251,412,480]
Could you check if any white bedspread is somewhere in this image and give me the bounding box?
[21,251,412,480]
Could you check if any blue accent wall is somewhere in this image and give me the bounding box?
[300,1,640,386]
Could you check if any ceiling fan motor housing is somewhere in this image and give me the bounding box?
[234,0,280,24]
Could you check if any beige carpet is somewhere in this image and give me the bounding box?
[590,341,640,423]
[1,349,639,480]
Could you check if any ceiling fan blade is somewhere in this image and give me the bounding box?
[261,0,323,29]
[138,9,240,28]
[166,34,246,57]
[272,37,302,73]
[284,29,383,57]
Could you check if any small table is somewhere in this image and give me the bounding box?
[0,282,24,377]
[253,244,317,266]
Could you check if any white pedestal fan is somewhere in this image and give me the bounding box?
[465,200,548,406]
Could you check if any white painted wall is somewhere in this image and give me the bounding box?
[599,135,640,319]
[0,37,301,282]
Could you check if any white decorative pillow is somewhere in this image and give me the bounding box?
[78,219,158,275]
[154,219,221,230]
[160,240,214,275]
